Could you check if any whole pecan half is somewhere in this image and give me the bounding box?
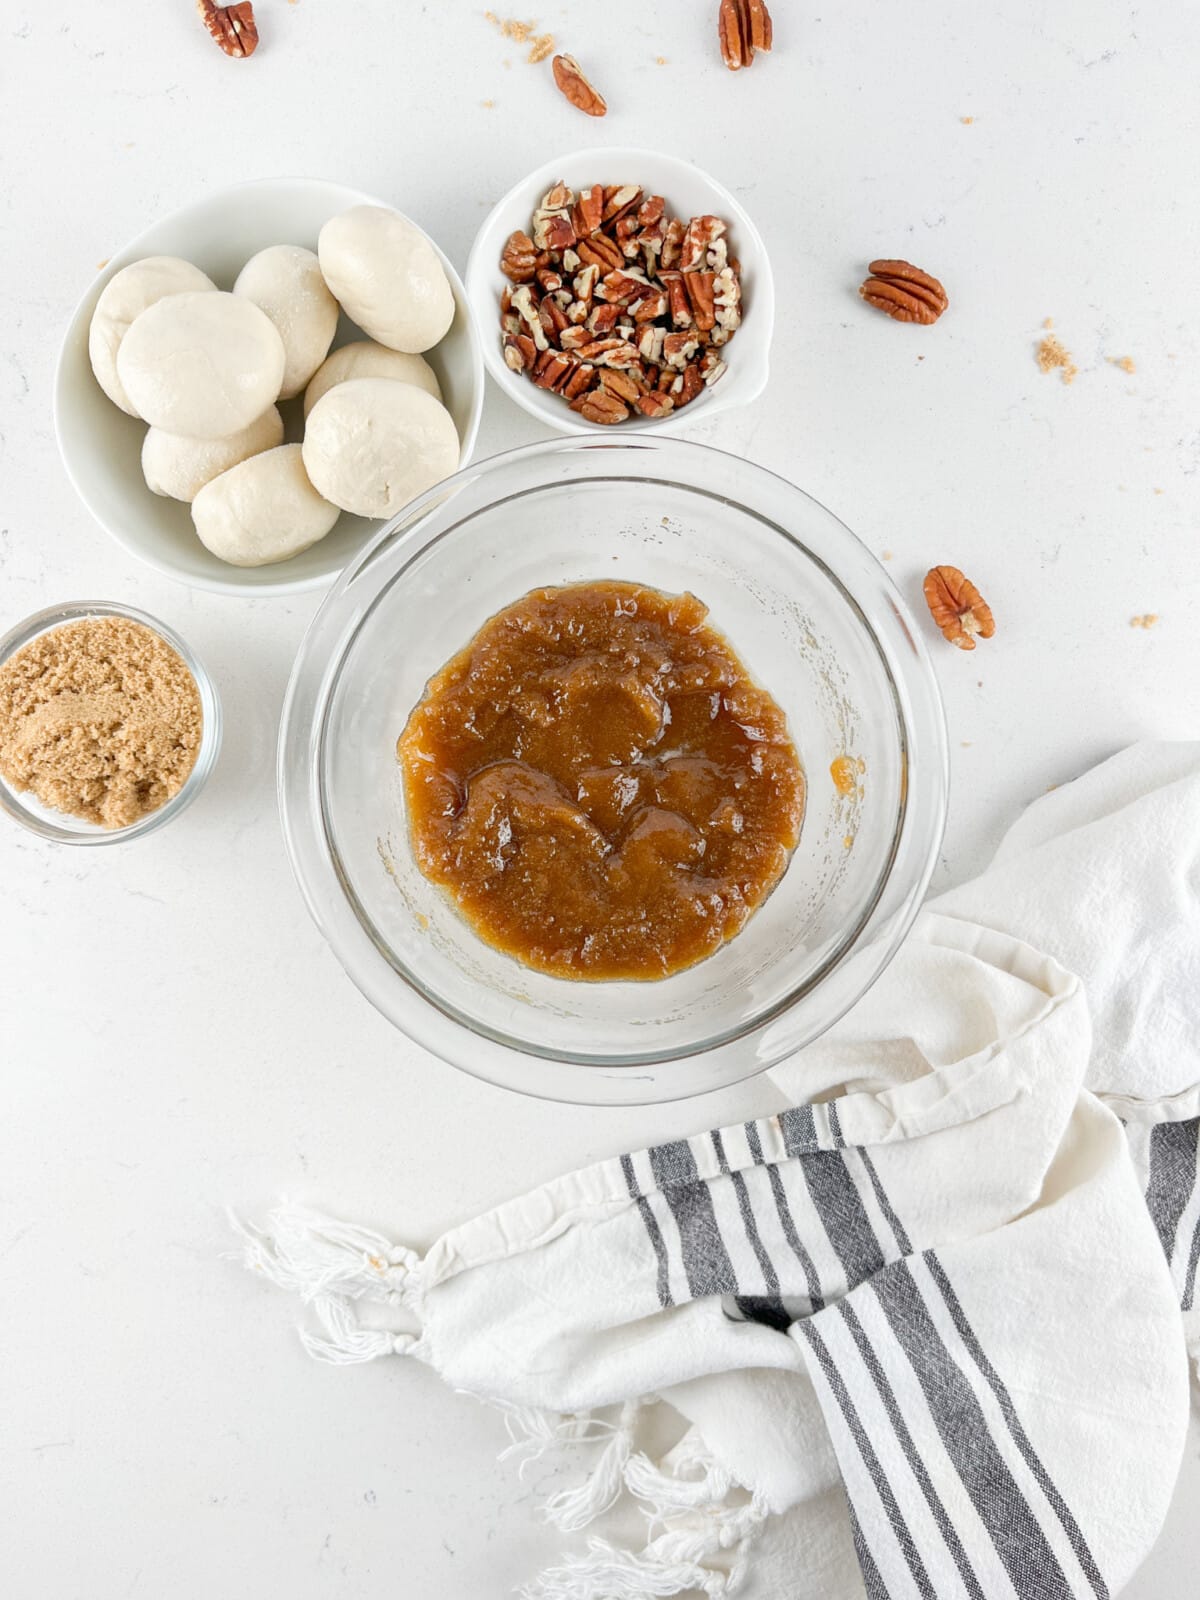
[719,0,773,70]
[499,230,538,283]
[923,567,995,651]
[860,260,948,325]
[570,388,628,424]
[197,0,258,57]
[552,54,607,117]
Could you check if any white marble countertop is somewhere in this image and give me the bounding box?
[1,2,1196,1594]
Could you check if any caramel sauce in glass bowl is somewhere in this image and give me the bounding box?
[397,580,805,980]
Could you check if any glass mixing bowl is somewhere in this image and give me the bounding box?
[279,437,947,1104]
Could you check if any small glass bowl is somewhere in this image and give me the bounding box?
[0,601,221,845]
[279,436,948,1105]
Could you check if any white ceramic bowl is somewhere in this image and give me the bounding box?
[465,148,774,436]
[55,178,484,598]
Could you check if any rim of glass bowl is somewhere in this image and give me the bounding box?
[0,601,222,845]
[278,437,948,1104]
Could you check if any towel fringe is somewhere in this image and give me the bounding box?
[231,1202,423,1308]
[498,1404,628,1480]
[539,1398,640,1532]
[516,1403,766,1598]
[300,1293,420,1365]
[519,1498,766,1600]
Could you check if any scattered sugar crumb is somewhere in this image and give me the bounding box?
[656,56,667,65]
[96,257,110,270]
[1107,355,1136,374]
[1154,488,1164,495]
[917,354,925,362]
[880,549,894,561]
[1130,613,1159,629]
[960,115,975,124]
[527,33,555,62]
[961,741,973,748]
[1043,317,1054,329]
[843,835,854,850]
[481,99,495,108]
[1036,332,1077,385]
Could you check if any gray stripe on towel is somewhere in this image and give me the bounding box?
[780,1103,819,1155]
[873,1259,1080,1600]
[648,1139,737,1300]
[711,1130,789,1331]
[923,1252,1109,1600]
[801,1149,887,1291]
[1146,1117,1200,1267]
[745,1120,824,1312]
[848,1502,894,1600]
[838,1300,986,1600]
[620,1154,672,1309]
[801,1319,937,1600]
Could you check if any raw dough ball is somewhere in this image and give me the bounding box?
[192,444,340,567]
[88,255,216,416]
[302,378,459,519]
[233,245,339,400]
[117,291,286,439]
[303,339,441,418]
[317,205,455,354]
[141,406,285,503]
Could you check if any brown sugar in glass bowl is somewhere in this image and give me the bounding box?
[0,603,221,844]
[397,581,806,980]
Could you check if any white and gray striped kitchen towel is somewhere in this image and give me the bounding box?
[239,743,1200,1599]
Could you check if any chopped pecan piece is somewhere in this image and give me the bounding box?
[632,290,669,323]
[699,350,728,386]
[571,186,605,238]
[531,185,576,252]
[539,297,570,339]
[603,185,642,222]
[511,285,549,352]
[536,268,564,294]
[680,216,728,273]
[599,267,655,307]
[636,390,675,419]
[713,266,742,332]
[637,325,666,365]
[659,271,693,328]
[663,332,700,370]
[661,218,686,271]
[570,387,629,423]
[563,363,597,399]
[923,567,994,650]
[552,54,608,116]
[598,369,642,405]
[860,260,948,325]
[587,303,622,336]
[673,361,705,408]
[572,263,600,308]
[531,350,574,391]
[684,271,717,331]
[575,234,625,273]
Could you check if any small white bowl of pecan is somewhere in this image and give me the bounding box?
[466,148,773,433]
